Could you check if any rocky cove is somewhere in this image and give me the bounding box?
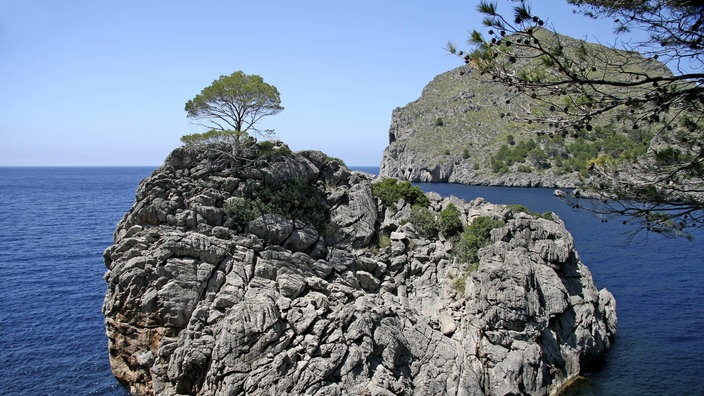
[102,140,616,395]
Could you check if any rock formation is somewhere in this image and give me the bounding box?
[103,140,616,395]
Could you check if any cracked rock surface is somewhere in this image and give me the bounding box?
[103,142,616,395]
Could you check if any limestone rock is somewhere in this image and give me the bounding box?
[103,141,616,395]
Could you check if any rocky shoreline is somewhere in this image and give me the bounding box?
[103,141,616,395]
[379,108,580,190]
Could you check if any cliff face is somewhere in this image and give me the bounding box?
[379,30,673,188]
[378,68,580,188]
[103,141,616,395]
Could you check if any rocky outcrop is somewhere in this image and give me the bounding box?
[103,141,616,395]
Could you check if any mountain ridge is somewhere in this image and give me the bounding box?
[379,29,673,188]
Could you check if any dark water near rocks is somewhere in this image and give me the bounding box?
[0,167,701,395]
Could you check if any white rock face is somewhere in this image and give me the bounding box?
[103,142,616,395]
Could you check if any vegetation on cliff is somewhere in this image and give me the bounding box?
[383,29,673,183]
[448,0,704,235]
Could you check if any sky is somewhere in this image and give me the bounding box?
[0,1,621,166]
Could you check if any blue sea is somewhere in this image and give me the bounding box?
[0,167,702,395]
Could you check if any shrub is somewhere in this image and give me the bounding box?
[257,140,293,157]
[408,206,439,239]
[452,216,504,264]
[372,178,430,208]
[377,232,391,249]
[225,178,328,230]
[224,197,257,226]
[180,129,246,146]
[326,156,346,167]
[507,204,554,220]
[439,203,463,237]
[257,178,327,228]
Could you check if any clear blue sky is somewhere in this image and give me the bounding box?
[0,1,618,166]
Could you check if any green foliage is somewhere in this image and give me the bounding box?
[439,203,463,237]
[518,67,547,83]
[435,117,445,127]
[490,139,537,174]
[489,126,653,176]
[325,156,346,167]
[258,178,327,228]
[655,147,691,165]
[257,140,293,158]
[507,204,554,220]
[458,4,704,234]
[224,178,328,230]
[372,178,430,208]
[377,232,391,249]
[452,216,505,264]
[180,129,245,146]
[408,206,439,239]
[185,71,283,138]
[223,197,257,226]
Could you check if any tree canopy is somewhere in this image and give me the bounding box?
[450,0,704,236]
[184,71,284,139]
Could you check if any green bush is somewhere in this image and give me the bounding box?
[439,203,463,237]
[372,178,430,208]
[325,156,346,167]
[408,206,439,238]
[224,178,328,230]
[452,216,504,264]
[223,197,257,225]
[257,140,293,157]
[259,178,327,228]
[180,129,245,145]
[507,204,554,220]
[377,232,391,249]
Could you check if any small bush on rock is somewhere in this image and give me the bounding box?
[377,232,391,249]
[224,197,257,226]
[439,203,463,237]
[407,206,439,239]
[224,178,328,230]
[507,204,554,220]
[372,178,430,208]
[452,216,504,264]
[180,129,246,146]
[257,140,293,158]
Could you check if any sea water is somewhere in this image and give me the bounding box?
[0,167,701,395]
[0,167,149,395]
